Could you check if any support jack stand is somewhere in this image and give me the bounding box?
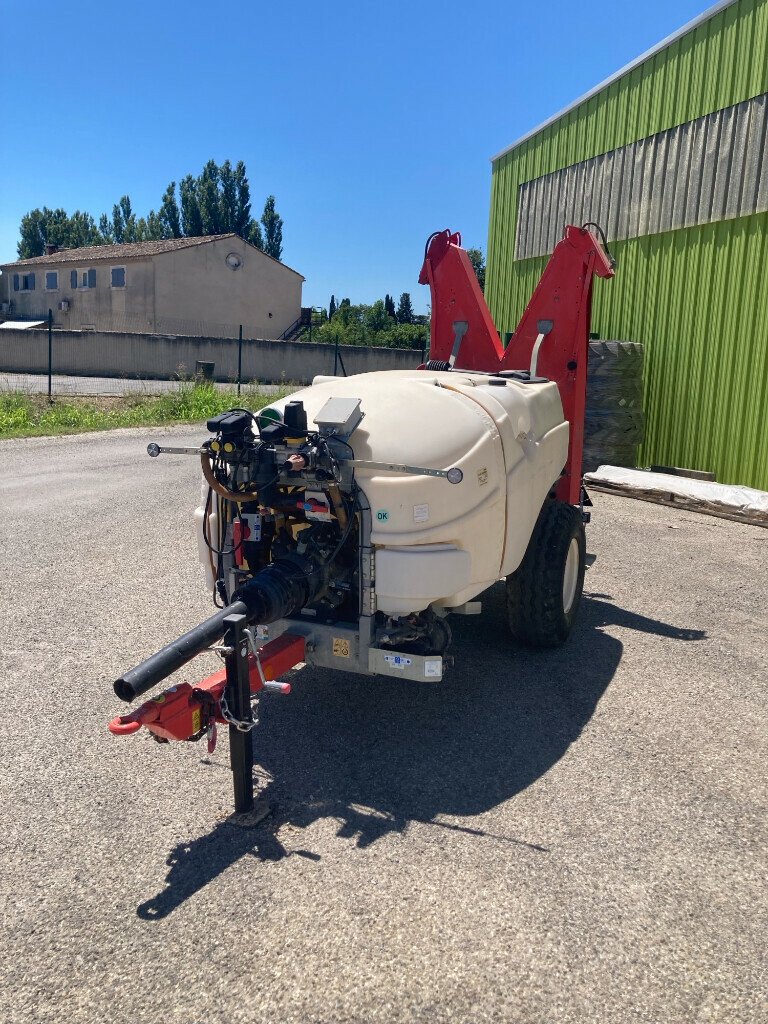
[223,614,254,814]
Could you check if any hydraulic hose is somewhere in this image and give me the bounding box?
[200,450,261,502]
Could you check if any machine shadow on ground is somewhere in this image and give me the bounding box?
[137,586,706,919]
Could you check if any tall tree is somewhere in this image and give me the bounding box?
[247,221,264,249]
[218,160,237,233]
[466,248,486,292]
[98,213,115,244]
[329,294,337,319]
[396,292,414,324]
[180,175,203,236]
[260,195,283,260]
[233,160,252,236]
[17,207,72,257]
[112,195,138,243]
[197,160,223,235]
[15,159,283,255]
[66,211,101,249]
[160,182,182,238]
[384,294,397,319]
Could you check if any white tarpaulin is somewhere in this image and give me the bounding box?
[585,466,768,519]
[0,320,46,330]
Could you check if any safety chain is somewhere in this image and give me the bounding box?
[219,690,260,732]
[216,632,268,732]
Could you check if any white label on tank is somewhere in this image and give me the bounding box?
[384,654,412,669]
[413,503,430,523]
[424,659,442,678]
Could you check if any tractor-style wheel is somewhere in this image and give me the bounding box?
[506,500,586,647]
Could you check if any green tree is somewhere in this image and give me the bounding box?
[112,195,138,243]
[219,160,237,233]
[384,294,397,319]
[180,174,203,236]
[247,220,264,249]
[466,247,485,291]
[261,195,283,260]
[233,161,252,236]
[197,160,223,235]
[98,213,115,244]
[160,182,182,238]
[17,207,97,258]
[16,158,281,256]
[329,294,337,319]
[396,292,414,324]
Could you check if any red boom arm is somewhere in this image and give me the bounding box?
[419,225,615,504]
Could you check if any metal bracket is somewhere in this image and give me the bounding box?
[346,459,460,481]
[147,444,205,457]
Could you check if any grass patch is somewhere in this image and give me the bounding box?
[0,380,292,439]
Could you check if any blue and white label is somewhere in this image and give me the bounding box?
[376,509,390,522]
[384,654,412,669]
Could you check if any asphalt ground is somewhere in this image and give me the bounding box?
[0,426,765,1024]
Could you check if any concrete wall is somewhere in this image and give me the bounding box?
[0,327,422,384]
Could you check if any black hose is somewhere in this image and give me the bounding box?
[581,221,617,269]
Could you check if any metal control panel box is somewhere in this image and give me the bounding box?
[313,397,364,438]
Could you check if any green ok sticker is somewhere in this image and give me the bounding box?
[376,509,390,522]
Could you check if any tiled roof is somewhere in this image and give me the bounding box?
[3,234,239,267]
[2,235,304,278]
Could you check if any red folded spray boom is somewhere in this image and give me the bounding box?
[420,224,615,503]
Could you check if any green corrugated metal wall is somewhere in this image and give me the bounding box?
[487,0,768,488]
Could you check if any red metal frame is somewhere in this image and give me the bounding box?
[108,633,305,742]
[419,225,615,504]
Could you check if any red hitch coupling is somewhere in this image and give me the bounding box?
[108,633,305,742]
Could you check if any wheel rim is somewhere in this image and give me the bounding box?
[562,537,579,615]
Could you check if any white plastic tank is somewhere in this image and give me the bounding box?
[264,370,569,615]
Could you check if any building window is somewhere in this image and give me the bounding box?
[45,271,59,291]
[71,268,96,289]
[16,272,36,291]
[111,266,126,288]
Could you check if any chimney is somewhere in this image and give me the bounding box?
[44,243,59,256]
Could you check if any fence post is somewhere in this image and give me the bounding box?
[48,308,53,402]
[237,325,243,396]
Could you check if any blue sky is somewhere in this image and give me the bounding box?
[0,0,708,312]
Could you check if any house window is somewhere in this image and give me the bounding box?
[45,271,59,291]
[16,272,36,291]
[111,266,126,288]
[72,268,96,289]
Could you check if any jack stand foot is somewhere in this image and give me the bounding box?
[228,798,272,829]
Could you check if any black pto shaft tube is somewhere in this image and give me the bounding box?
[114,601,248,703]
[113,557,327,704]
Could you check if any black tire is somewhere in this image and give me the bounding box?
[506,500,586,647]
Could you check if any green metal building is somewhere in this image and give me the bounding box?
[486,0,768,489]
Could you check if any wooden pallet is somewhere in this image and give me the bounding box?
[587,482,768,529]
